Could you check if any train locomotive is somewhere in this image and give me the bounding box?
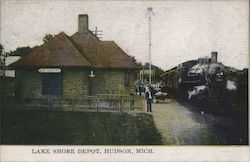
[161,52,229,113]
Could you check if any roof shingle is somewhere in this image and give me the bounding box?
[10,31,140,69]
[70,32,140,69]
[11,32,91,67]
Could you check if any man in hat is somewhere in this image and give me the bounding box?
[145,86,152,112]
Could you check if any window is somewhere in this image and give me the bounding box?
[124,71,129,87]
[41,73,62,96]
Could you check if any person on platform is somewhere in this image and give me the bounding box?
[145,86,152,112]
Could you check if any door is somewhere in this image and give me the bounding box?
[41,73,62,96]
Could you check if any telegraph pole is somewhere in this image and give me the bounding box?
[91,26,103,39]
[147,7,154,85]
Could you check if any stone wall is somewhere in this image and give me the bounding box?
[15,68,89,98]
[15,68,138,98]
[63,69,89,97]
[129,70,137,92]
[91,69,137,95]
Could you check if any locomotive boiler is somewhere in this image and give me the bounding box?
[161,52,229,113]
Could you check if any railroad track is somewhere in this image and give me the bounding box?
[178,100,244,131]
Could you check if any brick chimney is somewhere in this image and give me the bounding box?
[211,52,217,63]
[78,14,88,37]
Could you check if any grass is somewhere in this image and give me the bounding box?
[1,109,163,145]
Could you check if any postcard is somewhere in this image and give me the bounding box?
[0,0,249,161]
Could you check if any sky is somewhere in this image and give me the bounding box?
[0,0,249,70]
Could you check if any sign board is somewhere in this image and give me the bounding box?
[38,68,61,73]
[140,70,153,75]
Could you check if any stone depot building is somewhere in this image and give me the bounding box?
[10,15,140,98]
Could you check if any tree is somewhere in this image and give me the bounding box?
[0,44,5,77]
[6,46,32,57]
[0,44,4,65]
[0,44,6,63]
[43,34,54,43]
[0,44,3,55]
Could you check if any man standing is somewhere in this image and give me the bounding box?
[145,86,152,112]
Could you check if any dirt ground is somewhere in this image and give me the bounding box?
[151,99,247,145]
[151,99,207,145]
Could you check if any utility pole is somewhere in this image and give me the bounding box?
[91,26,103,40]
[147,7,154,85]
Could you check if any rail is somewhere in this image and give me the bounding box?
[22,95,144,113]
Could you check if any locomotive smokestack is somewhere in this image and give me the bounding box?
[211,52,218,63]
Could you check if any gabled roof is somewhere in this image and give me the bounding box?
[70,31,140,69]
[11,32,91,67]
[10,31,140,69]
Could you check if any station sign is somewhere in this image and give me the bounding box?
[38,68,61,73]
